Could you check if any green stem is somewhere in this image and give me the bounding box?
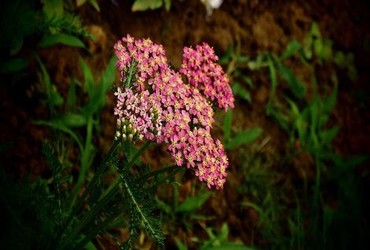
[267,54,278,114]
[126,61,137,87]
[72,212,118,250]
[58,140,150,249]
[60,181,121,249]
[128,141,151,169]
[312,154,321,242]
[69,117,94,210]
[136,165,183,185]
[56,140,120,248]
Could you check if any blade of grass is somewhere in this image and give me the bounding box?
[225,128,263,150]
[39,34,86,48]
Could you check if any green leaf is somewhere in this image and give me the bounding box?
[308,94,320,149]
[77,0,100,11]
[82,56,116,117]
[236,55,250,63]
[323,84,337,115]
[99,56,117,93]
[88,0,100,12]
[76,0,87,7]
[55,113,87,127]
[219,46,234,64]
[234,69,248,81]
[266,55,278,114]
[50,85,64,106]
[164,0,171,11]
[281,39,302,60]
[223,109,232,141]
[36,56,63,107]
[201,223,251,250]
[248,54,267,70]
[0,58,27,74]
[79,57,94,97]
[42,0,64,19]
[132,0,163,11]
[34,120,83,152]
[310,22,322,39]
[225,128,263,150]
[240,74,253,88]
[320,126,339,145]
[0,0,37,53]
[83,241,97,250]
[232,83,251,103]
[303,36,313,60]
[333,51,346,67]
[219,223,229,242]
[286,98,306,141]
[310,94,319,128]
[42,143,63,174]
[155,197,172,214]
[36,56,51,97]
[174,237,188,250]
[176,191,211,213]
[39,33,86,48]
[277,62,306,99]
[270,108,289,132]
[314,38,332,61]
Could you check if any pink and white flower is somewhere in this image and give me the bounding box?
[113,35,234,189]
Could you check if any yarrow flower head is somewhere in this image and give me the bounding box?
[113,35,235,189]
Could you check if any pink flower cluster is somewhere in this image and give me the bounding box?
[180,43,234,111]
[113,35,234,189]
[114,35,168,92]
[114,86,162,142]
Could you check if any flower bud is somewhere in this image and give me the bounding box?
[128,134,134,141]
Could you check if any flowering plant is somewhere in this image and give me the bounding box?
[114,34,234,189]
[43,35,234,249]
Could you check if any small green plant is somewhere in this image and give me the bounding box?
[225,22,368,249]
[175,223,251,250]
[222,108,263,150]
[38,56,117,209]
[0,0,91,83]
[156,180,213,233]
[220,44,263,150]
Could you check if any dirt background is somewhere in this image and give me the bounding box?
[1,0,370,249]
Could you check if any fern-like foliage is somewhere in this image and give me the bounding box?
[117,164,165,249]
[40,12,91,39]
